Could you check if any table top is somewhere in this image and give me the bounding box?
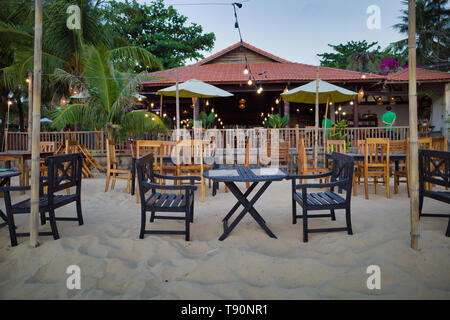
[204,166,289,183]
[0,151,54,158]
[0,169,21,179]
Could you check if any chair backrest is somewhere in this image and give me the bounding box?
[136,140,163,170]
[432,137,448,151]
[364,138,390,166]
[269,141,289,166]
[176,140,204,169]
[129,140,136,158]
[106,139,117,169]
[162,141,177,156]
[419,149,450,189]
[356,140,365,153]
[329,152,355,196]
[326,140,346,153]
[389,140,407,154]
[40,141,56,153]
[418,137,433,149]
[65,140,78,154]
[297,138,308,174]
[136,153,155,207]
[45,153,83,197]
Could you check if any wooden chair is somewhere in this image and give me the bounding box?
[0,153,84,246]
[432,137,448,152]
[136,153,199,241]
[391,140,408,195]
[362,138,390,200]
[25,141,57,183]
[268,141,290,170]
[105,139,131,194]
[161,141,177,177]
[394,138,433,196]
[352,140,366,191]
[419,149,450,237]
[136,140,163,202]
[291,152,355,243]
[176,140,208,202]
[326,140,346,154]
[297,138,329,183]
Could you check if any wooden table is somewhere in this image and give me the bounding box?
[204,166,289,241]
[0,151,54,193]
[0,169,21,228]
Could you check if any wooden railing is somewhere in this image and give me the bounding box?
[6,127,412,153]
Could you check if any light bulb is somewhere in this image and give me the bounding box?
[206,100,210,106]
[247,78,253,86]
[342,112,347,116]
[275,99,279,104]
[338,106,342,111]
[350,101,354,106]
[243,67,249,75]
[211,108,214,113]
[145,113,149,118]
[335,111,339,114]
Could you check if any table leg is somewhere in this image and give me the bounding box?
[219,181,277,241]
[0,178,10,227]
[19,157,25,194]
[131,157,136,195]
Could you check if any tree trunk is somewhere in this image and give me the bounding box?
[17,97,25,132]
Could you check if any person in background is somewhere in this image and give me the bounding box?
[322,117,332,136]
[382,106,397,139]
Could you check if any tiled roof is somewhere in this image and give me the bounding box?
[386,68,450,82]
[196,42,291,65]
[145,62,382,86]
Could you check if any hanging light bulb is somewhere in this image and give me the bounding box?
[215,113,218,118]
[145,113,149,118]
[275,98,280,105]
[283,86,289,93]
[271,107,274,112]
[358,88,365,101]
[296,108,300,114]
[163,113,167,118]
[361,74,367,79]
[247,77,253,86]
[377,97,383,105]
[261,112,264,117]
[329,102,334,106]
[390,97,396,105]
[257,86,263,94]
[342,112,347,116]
[211,108,215,113]
[350,101,354,106]
[338,105,342,111]
[335,110,339,115]
[243,65,249,75]
[206,100,210,106]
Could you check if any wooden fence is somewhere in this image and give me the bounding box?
[6,126,412,153]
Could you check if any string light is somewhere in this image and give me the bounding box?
[243,65,249,75]
[350,101,354,106]
[247,77,253,86]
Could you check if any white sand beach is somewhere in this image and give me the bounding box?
[0,175,449,300]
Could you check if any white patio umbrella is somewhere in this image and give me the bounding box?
[158,79,233,130]
[281,79,357,165]
[40,117,52,124]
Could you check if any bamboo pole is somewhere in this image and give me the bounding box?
[322,95,330,164]
[175,69,180,132]
[29,0,43,248]
[408,0,420,251]
[27,72,33,151]
[314,67,320,168]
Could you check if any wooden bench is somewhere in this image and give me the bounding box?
[419,149,450,237]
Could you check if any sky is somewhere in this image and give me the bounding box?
[152,0,408,65]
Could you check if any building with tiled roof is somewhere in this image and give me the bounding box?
[142,42,449,132]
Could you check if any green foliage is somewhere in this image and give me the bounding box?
[264,114,290,128]
[388,0,449,70]
[104,0,216,69]
[198,111,216,129]
[330,120,351,152]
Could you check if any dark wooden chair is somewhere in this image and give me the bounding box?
[291,152,355,243]
[0,153,84,247]
[136,153,200,241]
[419,149,450,237]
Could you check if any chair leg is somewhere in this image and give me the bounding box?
[185,209,191,241]
[302,208,308,243]
[353,174,357,196]
[111,173,117,190]
[345,207,353,235]
[330,209,336,221]
[394,174,399,194]
[47,209,60,240]
[105,172,110,192]
[292,197,297,225]
[446,218,450,237]
[76,199,84,225]
[385,171,390,199]
[6,210,18,247]
[364,172,369,200]
[40,211,46,225]
[139,209,146,239]
[150,211,155,223]
[190,199,194,223]
[201,178,205,203]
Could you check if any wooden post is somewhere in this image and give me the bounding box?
[353,98,359,128]
[4,101,11,152]
[30,0,43,248]
[408,0,420,251]
[175,69,180,132]
[284,101,290,128]
[314,67,320,168]
[160,95,163,119]
[323,95,330,164]
[193,97,200,127]
[27,72,33,151]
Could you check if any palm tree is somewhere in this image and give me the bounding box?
[51,44,167,138]
[388,0,449,68]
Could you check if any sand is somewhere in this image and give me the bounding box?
[0,175,449,300]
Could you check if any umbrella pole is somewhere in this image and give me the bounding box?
[27,72,33,151]
[323,95,330,166]
[408,0,420,251]
[314,67,320,168]
[175,69,180,139]
[30,0,43,248]
[160,95,163,119]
